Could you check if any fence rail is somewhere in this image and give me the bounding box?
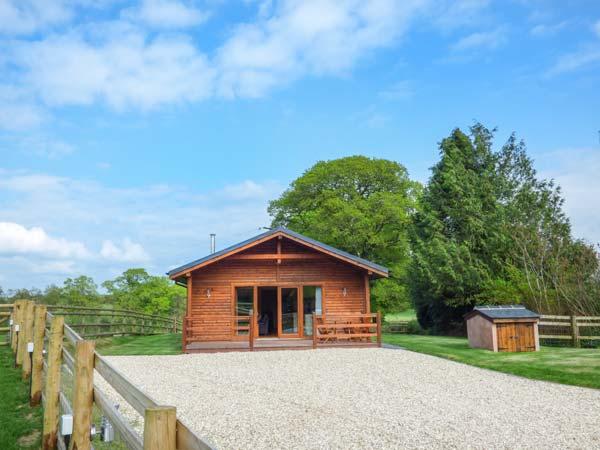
[46,305,182,338]
[312,313,382,348]
[4,300,213,450]
[539,314,600,347]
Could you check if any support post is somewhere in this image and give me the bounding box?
[43,316,64,450]
[70,340,95,450]
[30,304,47,406]
[312,313,317,349]
[19,301,34,376]
[249,309,254,351]
[183,274,192,353]
[376,312,382,348]
[571,315,580,348]
[144,406,176,450]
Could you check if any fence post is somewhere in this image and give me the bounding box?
[43,316,64,450]
[30,304,47,406]
[11,300,23,353]
[312,313,317,349]
[19,300,34,375]
[376,312,382,348]
[70,340,95,450]
[571,315,580,348]
[144,406,176,450]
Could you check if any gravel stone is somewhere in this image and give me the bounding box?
[95,348,600,449]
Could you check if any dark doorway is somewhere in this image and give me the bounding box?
[258,287,277,336]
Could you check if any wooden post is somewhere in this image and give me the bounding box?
[376,312,382,347]
[183,273,192,353]
[571,315,580,348]
[144,406,176,450]
[43,316,64,450]
[10,300,23,353]
[312,313,317,349]
[18,300,34,375]
[70,340,95,450]
[249,309,254,351]
[30,304,47,406]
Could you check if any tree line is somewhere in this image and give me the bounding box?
[0,268,185,318]
[269,124,600,332]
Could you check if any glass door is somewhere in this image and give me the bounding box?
[279,287,299,336]
[302,286,322,336]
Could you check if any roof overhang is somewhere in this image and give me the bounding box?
[168,227,389,280]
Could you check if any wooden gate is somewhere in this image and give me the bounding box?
[497,323,536,352]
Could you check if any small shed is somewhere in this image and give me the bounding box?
[465,305,540,352]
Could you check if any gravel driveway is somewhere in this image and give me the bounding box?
[96,348,600,449]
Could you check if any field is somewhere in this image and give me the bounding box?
[0,346,43,449]
[384,309,416,322]
[384,334,600,389]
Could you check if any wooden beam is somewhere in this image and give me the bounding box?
[229,253,327,260]
[364,274,371,314]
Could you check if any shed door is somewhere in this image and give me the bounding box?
[497,323,535,352]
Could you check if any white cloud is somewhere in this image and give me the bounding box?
[215,0,429,98]
[538,149,600,245]
[17,136,75,159]
[0,169,283,287]
[0,221,90,259]
[530,21,568,38]
[451,26,507,52]
[432,0,491,31]
[546,44,600,76]
[0,0,72,35]
[101,238,150,263]
[593,20,600,38]
[379,80,413,100]
[122,0,209,29]
[14,30,215,110]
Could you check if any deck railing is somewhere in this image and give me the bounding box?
[312,312,382,348]
[6,300,214,450]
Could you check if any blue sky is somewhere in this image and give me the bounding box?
[1,0,600,290]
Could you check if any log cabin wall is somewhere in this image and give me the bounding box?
[187,237,368,341]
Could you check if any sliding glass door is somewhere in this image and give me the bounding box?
[302,286,322,336]
[280,287,299,335]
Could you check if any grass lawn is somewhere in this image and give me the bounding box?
[96,333,182,355]
[383,334,600,390]
[384,309,416,322]
[0,346,43,449]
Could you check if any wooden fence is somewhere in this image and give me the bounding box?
[383,321,410,334]
[47,305,182,338]
[5,300,213,450]
[539,314,600,347]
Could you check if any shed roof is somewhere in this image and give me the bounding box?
[465,305,540,321]
[167,226,389,279]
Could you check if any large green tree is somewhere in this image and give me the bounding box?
[268,155,419,314]
[410,124,599,332]
[102,268,185,316]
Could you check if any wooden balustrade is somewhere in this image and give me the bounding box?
[312,312,381,348]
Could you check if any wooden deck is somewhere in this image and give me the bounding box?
[185,337,379,353]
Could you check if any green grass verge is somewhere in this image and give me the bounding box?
[383,334,600,389]
[95,333,182,356]
[384,309,416,322]
[0,346,43,449]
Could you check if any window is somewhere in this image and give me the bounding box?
[235,287,253,335]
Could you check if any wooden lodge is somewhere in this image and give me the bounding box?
[168,227,388,352]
